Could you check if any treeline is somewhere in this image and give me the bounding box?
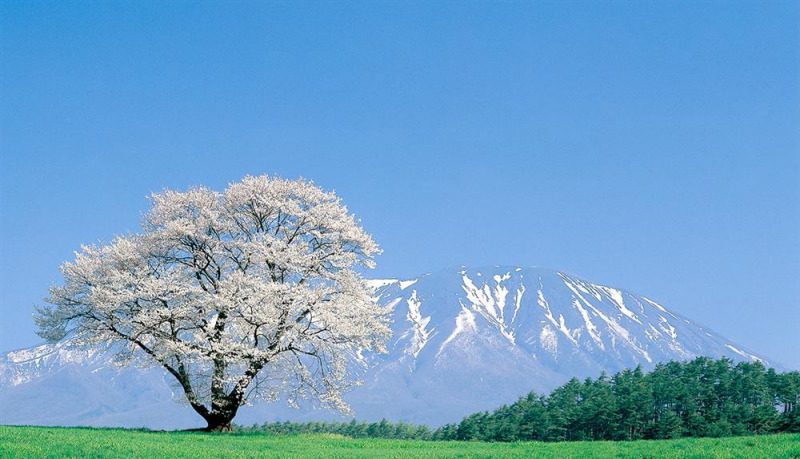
[438,357,800,442]
[236,419,435,440]
[239,358,799,442]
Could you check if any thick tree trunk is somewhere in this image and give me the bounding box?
[205,419,233,432]
[204,410,237,432]
[175,358,255,432]
[201,398,240,432]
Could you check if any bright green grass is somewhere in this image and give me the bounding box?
[0,426,798,458]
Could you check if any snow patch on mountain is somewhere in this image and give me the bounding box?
[404,290,433,358]
[437,305,477,357]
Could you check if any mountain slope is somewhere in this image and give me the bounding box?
[0,266,769,427]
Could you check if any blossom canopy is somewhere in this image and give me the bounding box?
[35,175,391,430]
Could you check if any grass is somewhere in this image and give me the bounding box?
[0,426,798,458]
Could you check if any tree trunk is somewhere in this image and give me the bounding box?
[204,411,236,432]
[201,393,242,432]
[205,419,233,432]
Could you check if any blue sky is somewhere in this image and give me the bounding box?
[1,1,798,369]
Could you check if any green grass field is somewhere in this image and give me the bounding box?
[0,426,798,458]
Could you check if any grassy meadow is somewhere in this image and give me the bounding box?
[0,426,798,458]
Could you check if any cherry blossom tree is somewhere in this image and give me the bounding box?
[35,175,391,431]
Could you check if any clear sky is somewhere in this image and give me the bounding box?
[1,1,798,369]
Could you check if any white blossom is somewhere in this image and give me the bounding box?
[35,175,390,430]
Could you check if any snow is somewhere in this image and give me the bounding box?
[493,273,511,283]
[461,274,493,315]
[511,285,525,325]
[558,314,577,345]
[383,297,403,312]
[364,279,398,290]
[493,282,509,320]
[539,325,558,354]
[437,304,477,356]
[6,345,55,363]
[399,279,418,290]
[590,307,652,362]
[461,273,516,344]
[725,344,762,362]
[659,316,678,340]
[574,279,602,301]
[559,276,604,349]
[537,283,577,345]
[642,297,668,313]
[597,286,641,324]
[571,298,604,349]
[646,324,662,340]
[405,290,432,358]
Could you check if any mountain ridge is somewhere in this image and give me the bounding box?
[0,265,774,428]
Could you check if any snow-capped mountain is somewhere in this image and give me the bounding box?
[0,266,770,428]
